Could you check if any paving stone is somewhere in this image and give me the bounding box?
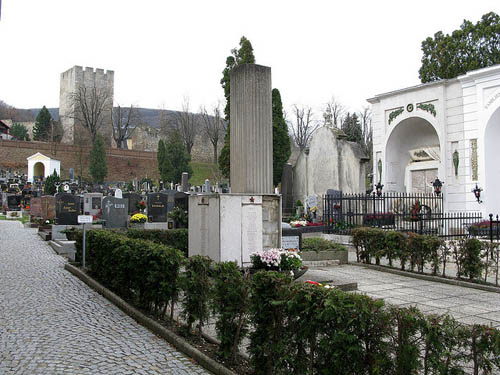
[0,221,211,375]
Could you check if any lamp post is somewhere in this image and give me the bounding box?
[472,184,483,203]
[432,178,443,196]
[375,182,384,197]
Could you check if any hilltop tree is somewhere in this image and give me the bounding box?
[272,89,291,186]
[89,134,108,183]
[173,98,197,155]
[157,139,167,181]
[341,112,363,144]
[160,130,193,184]
[112,105,140,148]
[419,12,500,83]
[33,106,52,141]
[218,36,256,179]
[323,96,345,128]
[288,105,320,151]
[200,104,225,164]
[10,123,30,141]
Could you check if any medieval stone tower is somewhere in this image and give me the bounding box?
[59,66,114,145]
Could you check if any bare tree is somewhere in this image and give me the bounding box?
[200,104,225,164]
[112,105,140,148]
[288,105,320,151]
[173,97,197,155]
[68,84,112,143]
[359,106,373,157]
[323,96,345,128]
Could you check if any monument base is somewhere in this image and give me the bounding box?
[188,194,281,266]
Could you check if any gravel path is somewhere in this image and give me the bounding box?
[0,220,211,375]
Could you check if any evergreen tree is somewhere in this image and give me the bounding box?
[33,106,52,141]
[157,139,166,181]
[10,123,30,141]
[419,12,500,83]
[44,171,60,195]
[272,89,291,186]
[89,134,108,183]
[341,113,363,143]
[218,36,256,179]
[162,130,193,184]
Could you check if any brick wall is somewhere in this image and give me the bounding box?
[0,139,159,182]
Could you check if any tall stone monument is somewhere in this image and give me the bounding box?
[230,64,273,194]
[189,64,281,266]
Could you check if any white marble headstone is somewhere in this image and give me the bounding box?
[115,188,123,199]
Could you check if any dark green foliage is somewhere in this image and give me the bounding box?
[89,134,107,183]
[33,105,52,141]
[75,230,185,318]
[341,112,362,143]
[181,255,213,336]
[212,262,249,362]
[160,130,192,184]
[419,12,500,83]
[458,238,484,280]
[352,227,385,264]
[157,139,166,179]
[465,324,500,375]
[219,36,256,179]
[425,236,444,275]
[272,89,291,186]
[44,171,60,195]
[301,237,346,253]
[384,231,408,268]
[167,207,188,228]
[10,123,30,141]
[249,271,291,375]
[126,228,188,257]
[408,232,426,272]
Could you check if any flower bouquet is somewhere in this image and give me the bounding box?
[290,220,308,228]
[250,248,306,279]
[130,213,147,224]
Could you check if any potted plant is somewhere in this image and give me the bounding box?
[250,248,307,279]
[168,206,188,228]
[129,213,147,228]
[61,227,79,241]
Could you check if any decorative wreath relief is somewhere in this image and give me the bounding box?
[417,102,437,117]
[388,108,404,124]
[406,103,414,112]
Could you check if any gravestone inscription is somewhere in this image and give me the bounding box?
[147,192,169,222]
[102,196,129,228]
[55,193,80,225]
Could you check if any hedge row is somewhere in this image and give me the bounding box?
[301,237,347,253]
[75,230,500,373]
[126,228,188,257]
[352,227,499,284]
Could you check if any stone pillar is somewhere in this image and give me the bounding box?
[230,64,273,194]
[181,172,189,192]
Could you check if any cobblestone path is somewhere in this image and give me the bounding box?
[0,221,211,375]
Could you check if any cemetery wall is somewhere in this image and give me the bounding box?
[0,139,159,181]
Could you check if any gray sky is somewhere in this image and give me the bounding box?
[1,0,499,116]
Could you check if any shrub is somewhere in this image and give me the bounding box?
[459,238,484,280]
[352,227,372,263]
[408,232,426,272]
[212,262,250,362]
[126,228,188,256]
[181,255,213,337]
[424,236,443,275]
[384,231,408,268]
[249,271,291,375]
[301,237,347,253]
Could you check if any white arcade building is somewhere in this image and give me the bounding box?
[27,153,61,183]
[368,64,500,216]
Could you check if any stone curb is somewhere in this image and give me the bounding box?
[349,262,500,294]
[64,263,238,375]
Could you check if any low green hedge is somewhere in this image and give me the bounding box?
[301,237,347,253]
[126,228,188,257]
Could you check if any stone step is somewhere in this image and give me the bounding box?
[49,240,76,261]
[38,231,51,241]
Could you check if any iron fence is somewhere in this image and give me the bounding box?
[323,192,483,239]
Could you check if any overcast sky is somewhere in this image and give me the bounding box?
[1,0,499,117]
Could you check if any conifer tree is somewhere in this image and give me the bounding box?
[33,106,52,141]
[89,134,108,183]
[272,89,291,186]
[218,36,256,179]
[162,130,193,184]
[157,139,166,181]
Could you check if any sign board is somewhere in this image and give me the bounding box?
[282,235,300,250]
[78,215,93,224]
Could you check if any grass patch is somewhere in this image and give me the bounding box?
[189,161,221,186]
[0,213,30,224]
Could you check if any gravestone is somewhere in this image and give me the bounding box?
[83,193,103,216]
[203,179,211,193]
[174,192,189,211]
[55,193,81,225]
[160,189,177,212]
[181,172,189,192]
[281,163,294,216]
[7,195,22,211]
[147,192,169,222]
[123,192,143,214]
[30,197,42,217]
[115,188,123,199]
[41,196,56,220]
[102,196,129,228]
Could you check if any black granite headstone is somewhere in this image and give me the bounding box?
[102,196,129,228]
[123,192,143,214]
[174,192,189,211]
[7,195,22,211]
[281,163,294,215]
[147,192,169,222]
[55,193,81,225]
[160,189,177,212]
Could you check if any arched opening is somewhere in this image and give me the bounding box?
[485,106,500,214]
[33,162,45,180]
[385,117,440,193]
